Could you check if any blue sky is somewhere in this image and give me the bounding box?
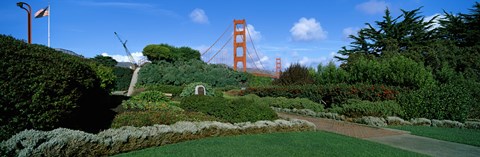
[1,0,477,71]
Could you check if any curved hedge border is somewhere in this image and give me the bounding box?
[272,107,480,129]
[1,119,315,157]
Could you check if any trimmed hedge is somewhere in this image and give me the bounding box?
[113,67,133,91]
[398,83,473,122]
[241,94,324,112]
[180,82,216,97]
[111,111,218,128]
[338,99,404,118]
[0,35,109,141]
[244,83,400,108]
[180,95,278,123]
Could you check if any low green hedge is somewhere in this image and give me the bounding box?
[110,111,218,128]
[143,84,184,97]
[180,95,277,123]
[241,94,324,112]
[337,99,404,118]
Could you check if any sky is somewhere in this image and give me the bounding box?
[1,0,477,71]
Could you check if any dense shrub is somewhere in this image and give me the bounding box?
[273,63,314,85]
[138,60,247,87]
[337,99,404,118]
[346,55,435,89]
[398,83,473,122]
[315,61,349,84]
[242,94,324,112]
[0,35,110,141]
[247,74,273,87]
[113,67,133,91]
[111,111,218,128]
[130,91,170,102]
[245,83,400,108]
[180,82,217,97]
[180,95,278,123]
[143,84,184,96]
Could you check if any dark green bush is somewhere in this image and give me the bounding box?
[130,91,170,102]
[338,99,404,118]
[113,67,133,91]
[180,95,277,123]
[111,111,218,128]
[398,83,474,122]
[138,60,247,87]
[0,35,109,141]
[273,63,314,85]
[244,83,400,108]
[346,55,435,89]
[241,94,324,112]
[143,84,184,96]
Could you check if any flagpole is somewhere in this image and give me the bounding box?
[47,2,50,47]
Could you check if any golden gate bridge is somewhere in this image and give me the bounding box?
[201,19,281,78]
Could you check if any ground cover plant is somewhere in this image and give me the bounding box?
[388,126,480,147]
[114,131,427,157]
[180,95,278,123]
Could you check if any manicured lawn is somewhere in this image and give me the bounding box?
[389,125,480,147]
[114,131,427,157]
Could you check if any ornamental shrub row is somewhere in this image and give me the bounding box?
[180,95,278,123]
[1,120,315,157]
[244,83,401,108]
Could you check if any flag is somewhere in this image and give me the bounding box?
[35,6,49,18]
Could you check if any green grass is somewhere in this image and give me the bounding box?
[114,131,427,157]
[389,125,480,147]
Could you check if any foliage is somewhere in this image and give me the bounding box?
[397,83,473,122]
[245,84,400,108]
[138,60,248,87]
[337,7,437,60]
[180,82,216,97]
[142,44,200,62]
[180,95,278,123]
[273,63,314,85]
[241,94,324,112]
[0,35,109,141]
[389,126,480,147]
[111,111,217,128]
[345,55,435,89]
[130,91,170,103]
[87,62,116,91]
[1,120,314,157]
[114,131,427,157]
[142,84,184,97]
[315,61,349,84]
[337,99,404,118]
[113,67,133,91]
[90,55,117,67]
[247,74,273,87]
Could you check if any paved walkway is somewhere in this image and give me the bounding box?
[278,112,480,157]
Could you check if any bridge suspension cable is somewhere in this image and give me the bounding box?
[245,22,266,70]
[207,35,232,63]
[202,22,233,56]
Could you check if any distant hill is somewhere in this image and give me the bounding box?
[54,48,84,58]
[116,62,134,69]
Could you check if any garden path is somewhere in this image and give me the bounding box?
[278,112,480,157]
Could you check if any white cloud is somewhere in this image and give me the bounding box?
[342,27,360,40]
[298,56,328,67]
[101,52,146,63]
[424,13,445,30]
[189,8,209,24]
[355,0,388,15]
[290,17,327,41]
[246,24,262,41]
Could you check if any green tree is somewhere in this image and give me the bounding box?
[143,44,176,62]
[90,55,117,67]
[336,7,437,61]
[274,63,314,86]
